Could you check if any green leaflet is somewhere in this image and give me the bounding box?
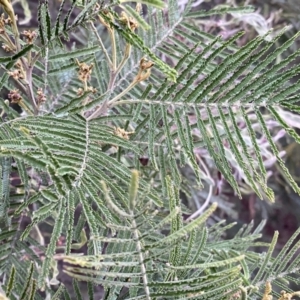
[49,45,100,61]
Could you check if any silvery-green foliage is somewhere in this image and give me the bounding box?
[1,0,300,299]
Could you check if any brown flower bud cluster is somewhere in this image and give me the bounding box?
[22,30,37,44]
[120,12,138,32]
[8,61,25,80]
[75,59,97,97]
[8,89,22,103]
[37,88,46,105]
[2,44,13,52]
[114,127,134,140]
[0,12,17,28]
[262,281,300,300]
[77,86,97,96]
[0,13,17,52]
[135,57,154,82]
[76,60,94,83]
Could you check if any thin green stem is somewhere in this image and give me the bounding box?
[131,217,151,300]
[87,81,137,121]
[110,28,117,71]
[90,21,113,68]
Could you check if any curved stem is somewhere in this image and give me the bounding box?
[90,21,113,68]
[25,65,38,114]
[87,81,137,121]
[186,154,213,221]
[131,217,151,300]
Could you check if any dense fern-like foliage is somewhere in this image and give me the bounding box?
[1,0,300,299]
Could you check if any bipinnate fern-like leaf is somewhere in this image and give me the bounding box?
[1,262,36,300]
[1,262,87,299]
[59,172,300,299]
[62,174,224,299]
[1,0,300,298]
[0,114,162,286]
[113,22,300,202]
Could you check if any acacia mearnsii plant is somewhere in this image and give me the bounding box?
[1,0,300,299]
